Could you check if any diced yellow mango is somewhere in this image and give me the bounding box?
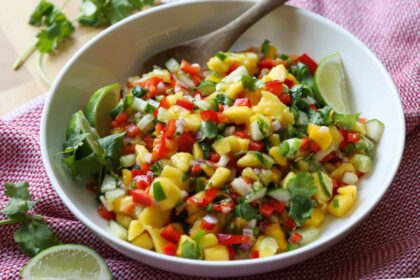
[207,167,231,188]
[237,152,261,168]
[223,106,252,124]
[151,177,181,210]
[212,136,250,155]
[116,213,133,229]
[264,223,287,252]
[252,91,294,124]
[113,196,133,214]
[225,52,259,75]
[242,167,259,181]
[132,232,154,250]
[329,126,343,147]
[166,91,183,106]
[176,235,200,257]
[269,134,281,146]
[204,245,230,261]
[199,233,219,249]
[201,164,215,177]
[323,162,336,173]
[304,208,326,228]
[307,124,333,151]
[135,144,152,166]
[265,45,278,59]
[207,57,230,74]
[183,113,202,132]
[225,81,245,99]
[212,138,232,155]
[330,163,355,180]
[122,169,132,188]
[128,220,145,241]
[161,165,188,191]
[252,236,279,258]
[139,206,170,228]
[206,72,222,83]
[271,167,282,184]
[244,90,262,106]
[327,185,357,217]
[262,65,287,82]
[297,160,309,172]
[193,142,204,159]
[144,225,168,253]
[269,146,288,166]
[286,73,299,85]
[171,152,193,172]
[282,171,296,188]
[186,192,204,216]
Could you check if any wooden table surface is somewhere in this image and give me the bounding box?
[0,0,103,116]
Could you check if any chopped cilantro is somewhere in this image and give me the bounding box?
[151,161,163,176]
[199,121,218,139]
[333,112,360,130]
[111,95,133,118]
[233,201,261,221]
[279,53,289,60]
[261,39,271,55]
[132,86,148,98]
[332,199,340,209]
[289,62,313,88]
[242,75,263,91]
[180,239,202,259]
[215,51,228,61]
[152,181,166,202]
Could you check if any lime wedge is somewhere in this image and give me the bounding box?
[314,53,350,114]
[85,83,121,137]
[21,244,113,280]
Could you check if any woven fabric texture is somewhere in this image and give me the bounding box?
[1,0,419,279]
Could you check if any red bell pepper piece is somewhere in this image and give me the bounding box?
[260,203,274,217]
[217,234,251,245]
[279,93,291,106]
[201,109,219,122]
[233,98,251,107]
[129,189,152,207]
[152,133,167,162]
[213,200,235,214]
[227,61,241,74]
[177,131,196,153]
[296,53,318,75]
[97,205,115,221]
[310,141,321,153]
[135,175,152,190]
[122,144,135,155]
[126,124,140,138]
[180,60,201,76]
[160,224,181,243]
[258,58,276,69]
[165,119,177,139]
[250,250,259,259]
[201,220,216,230]
[209,152,221,163]
[234,130,250,139]
[347,132,360,143]
[176,98,195,111]
[248,140,265,152]
[159,97,170,109]
[300,137,310,152]
[191,164,202,175]
[265,80,283,95]
[285,217,296,231]
[163,243,177,256]
[284,78,296,88]
[288,232,302,244]
[115,112,129,125]
[198,188,219,207]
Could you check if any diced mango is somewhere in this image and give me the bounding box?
[269,134,281,146]
[282,171,296,188]
[223,106,252,124]
[151,178,181,210]
[122,169,133,188]
[212,138,232,155]
[139,206,170,228]
[207,57,229,74]
[271,167,282,184]
[128,219,145,241]
[132,232,154,250]
[264,223,287,252]
[262,65,287,82]
[201,164,215,177]
[207,167,231,188]
[252,91,294,124]
[225,81,245,99]
[144,225,168,253]
[242,167,259,181]
[183,113,202,132]
[327,185,357,217]
[307,124,333,151]
[252,236,278,258]
[304,208,326,228]
[237,152,261,167]
[135,144,152,166]
[116,213,133,229]
[166,91,183,106]
[212,136,250,155]
[269,146,288,166]
[329,125,344,147]
[176,235,201,258]
[193,142,204,159]
[186,191,205,216]
[330,163,355,180]
[199,233,219,249]
[204,245,230,261]
[171,152,193,172]
[113,196,133,214]
[161,165,188,191]
[286,73,299,85]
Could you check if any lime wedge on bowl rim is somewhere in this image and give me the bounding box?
[314,53,350,114]
[21,244,113,280]
[84,83,120,137]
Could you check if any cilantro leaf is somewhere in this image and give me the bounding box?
[286,172,317,226]
[233,201,261,221]
[199,121,218,139]
[36,11,75,53]
[216,51,228,61]
[29,0,54,26]
[180,239,202,259]
[2,182,34,222]
[333,112,360,130]
[14,219,59,256]
[289,62,313,88]
[242,75,263,91]
[308,106,333,126]
[289,85,313,111]
[98,132,125,164]
[215,94,234,106]
[111,95,133,118]
[104,0,133,24]
[151,161,163,176]
[261,39,271,55]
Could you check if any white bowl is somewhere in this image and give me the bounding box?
[41,0,405,277]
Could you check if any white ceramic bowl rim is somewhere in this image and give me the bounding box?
[41,0,405,268]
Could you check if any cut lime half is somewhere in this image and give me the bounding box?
[314,53,350,114]
[21,244,113,280]
[85,83,121,137]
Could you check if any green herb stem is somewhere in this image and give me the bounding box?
[12,42,37,70]
[36,53,51,87]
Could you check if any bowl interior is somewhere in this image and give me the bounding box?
[41,0,405,277]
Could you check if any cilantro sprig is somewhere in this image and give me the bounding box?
[1,182,59,256]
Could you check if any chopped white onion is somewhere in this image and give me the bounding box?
[203,214,218,225]
[195,100,210,111]
[104,188,125,204]
[99,195,113,211]
[243,228,254,237]
[246,219,257,229]
[224,126,235,136]
[342,172,358,185]
[251,121,264,141]
[176,118,186,135]
[231,177,253,196]
[217,154,230,167]
[271,120,282,132]
[180,190,189,200]
[177,74,195,88]
[137,114,155,131]
[222,66,249,83]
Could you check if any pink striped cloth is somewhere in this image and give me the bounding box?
[1,0,419,279]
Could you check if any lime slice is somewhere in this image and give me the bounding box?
[85,83,121,137]
[21,244,113,280]
[314,53,350,113]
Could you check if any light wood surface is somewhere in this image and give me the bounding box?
[0,0,103,116]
